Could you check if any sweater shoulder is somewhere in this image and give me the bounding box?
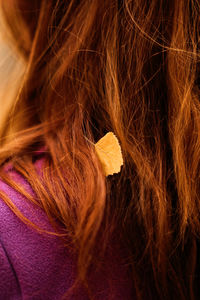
[0,162,76,300]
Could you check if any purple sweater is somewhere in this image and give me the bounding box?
[0,157,132,299]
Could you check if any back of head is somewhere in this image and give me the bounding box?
[0,0,200,299]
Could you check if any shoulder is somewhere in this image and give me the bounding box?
[0,161,76,299]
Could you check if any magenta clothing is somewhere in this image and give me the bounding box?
[0,157,132,299]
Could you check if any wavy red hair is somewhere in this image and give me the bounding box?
[0,0,200,299]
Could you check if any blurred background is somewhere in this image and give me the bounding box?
[0,15,24,130]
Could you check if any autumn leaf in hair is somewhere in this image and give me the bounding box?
[94,132,123,176]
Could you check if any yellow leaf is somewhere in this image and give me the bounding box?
[94,132,123,176]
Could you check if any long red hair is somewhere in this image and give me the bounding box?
[0,0,200,299]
